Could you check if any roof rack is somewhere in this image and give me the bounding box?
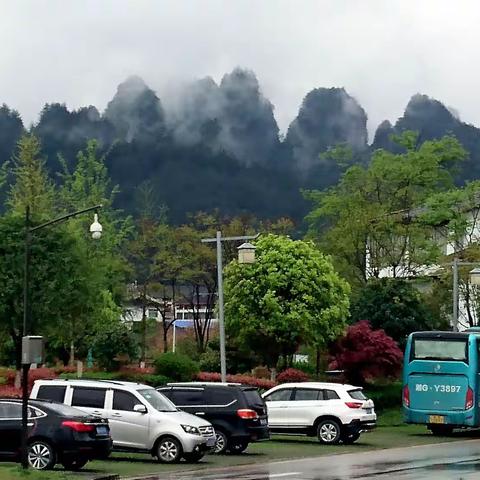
[35,378,145,387]
[166,382,242,387]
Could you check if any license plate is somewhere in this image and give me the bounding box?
[96,425,109,436]
[429,415,445,424]
[365,408,373,414]
[260,418,267,425]
[206,436,216,447]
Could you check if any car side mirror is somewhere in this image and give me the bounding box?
[133,404,147,414]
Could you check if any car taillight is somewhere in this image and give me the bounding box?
[345,402,363,409]
[403,385,410,407]
[62,421,95,433]
[237,409,258,419]
[465,387,474,410]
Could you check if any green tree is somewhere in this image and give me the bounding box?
[350,278,445,347]
[305,132,466,286]
[0,215,83,376]
[224,234,350,371]
[8,134,54,217]
[53,140,132,363]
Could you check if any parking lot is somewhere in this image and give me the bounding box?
[0,412,471,480]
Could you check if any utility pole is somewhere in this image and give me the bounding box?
[201,231,259,382]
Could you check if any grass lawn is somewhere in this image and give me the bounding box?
[0,409,474,479]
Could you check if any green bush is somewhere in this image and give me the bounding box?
[199,349,220,372]
[364,382,402,411]
[175,336,201,361]
[290,361,316,376]
[141,374,170,387]
[154,352,199,382]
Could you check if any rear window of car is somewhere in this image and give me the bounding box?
[72,387,106,409]
[33,401,87,418]
[36,385,66,403]
[242,388,263,406]
[205,388,237,406]
[324,389,340,400]
[348,389,367,401]
[0,402,22,419]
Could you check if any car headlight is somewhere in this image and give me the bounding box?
[181,425,201,435]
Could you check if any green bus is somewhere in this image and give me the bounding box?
[403,331,479,434]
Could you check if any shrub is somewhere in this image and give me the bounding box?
[0,385,21,398]
[175,335,201,361]
[199,349,220,373]
[154,352,199,382]
[277,368,309,383]
[195,372,276,391]
[290,361,316,376]
[5,368,57,390]
[252,366,270,379]
[141,374,171,387]
[365,382,402,411]
[329,320,403,386]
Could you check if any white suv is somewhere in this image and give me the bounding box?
[30,379,216,463]
[262,382,376,444]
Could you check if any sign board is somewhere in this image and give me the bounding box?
[21,336,44,365]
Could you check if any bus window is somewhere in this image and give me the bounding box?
[411,338,468,363]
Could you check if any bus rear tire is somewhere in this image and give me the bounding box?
[429,425,453,436]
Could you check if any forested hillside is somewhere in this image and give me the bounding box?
[1,68,480,223]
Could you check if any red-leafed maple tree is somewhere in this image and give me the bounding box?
[329,320,403,385]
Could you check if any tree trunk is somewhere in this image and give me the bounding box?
[163,327,168,353]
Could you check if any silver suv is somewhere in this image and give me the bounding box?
[30,379,215,463]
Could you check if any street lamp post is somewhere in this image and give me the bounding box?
[201,232,258,383]
[21,204,102,469]
[451,257,480,332]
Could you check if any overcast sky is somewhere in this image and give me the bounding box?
[2,0,480,140]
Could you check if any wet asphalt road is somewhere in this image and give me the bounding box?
[134,440,480,480]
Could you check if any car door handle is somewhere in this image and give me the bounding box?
[111,413,122,417]
[92,411,103,416]
[195,412,205,415]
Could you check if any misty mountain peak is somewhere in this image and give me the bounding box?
[285,87,368,169]
[105,76,165,142]
[166,67,279,165]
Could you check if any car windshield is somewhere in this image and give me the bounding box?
[138,389,178,412]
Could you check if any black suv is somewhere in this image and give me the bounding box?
[158,383,269,454]
[0,398,111,470]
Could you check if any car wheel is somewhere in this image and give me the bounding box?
[183,451,205,463]
[342,432,360,444]
[213,430,228,454]
[317,419,342,444]
[62,457,89,471]
[156,436,183,463]
[28,440,56,470]
[228,440,249,454]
